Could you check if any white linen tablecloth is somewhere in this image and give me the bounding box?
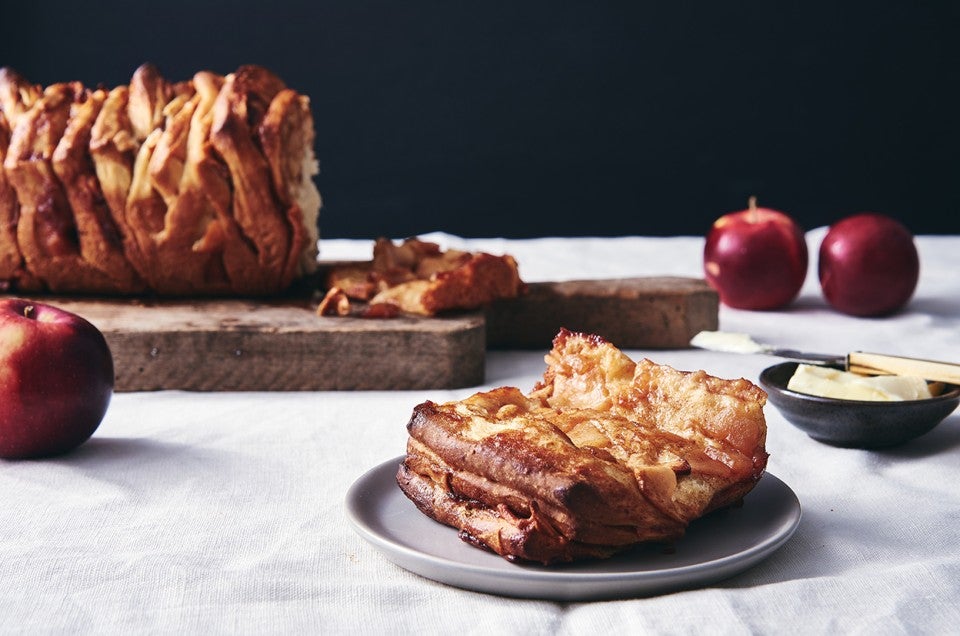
[2,230,959,634]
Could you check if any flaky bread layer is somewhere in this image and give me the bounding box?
[397,329,769,564]
[0,64,320,296]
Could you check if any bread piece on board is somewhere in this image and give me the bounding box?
[323,237,526,316]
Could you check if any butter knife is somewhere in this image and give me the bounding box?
[690,331,960,385]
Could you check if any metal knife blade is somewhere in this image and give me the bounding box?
[763,348,847,366]
[689,331,960,385]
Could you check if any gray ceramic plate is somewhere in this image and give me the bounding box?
[345,456,802,601]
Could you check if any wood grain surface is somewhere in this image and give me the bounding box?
[44,297,486,392]
[485,277,718,350]
[21,276,716,392]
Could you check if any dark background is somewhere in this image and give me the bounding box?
[3,2,958,238]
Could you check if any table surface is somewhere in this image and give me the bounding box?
[3,229,959,634]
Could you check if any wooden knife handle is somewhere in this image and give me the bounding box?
[847,352,960,385]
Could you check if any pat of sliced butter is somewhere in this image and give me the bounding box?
[690,330,766,354]
[786,364,932,401]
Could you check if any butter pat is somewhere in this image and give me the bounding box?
[690,330,766,354]
[786,364,932,401]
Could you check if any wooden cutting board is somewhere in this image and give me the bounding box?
[486,277,718,350]
[33,276,717,392]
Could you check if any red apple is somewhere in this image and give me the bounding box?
[818,212,919,317]
[703,197,809,310]
[0,299,114,459]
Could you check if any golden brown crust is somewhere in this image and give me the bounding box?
[90,85,139,267]
[133,86,232,295]
[396,329,769,564]
[124,67,182,290]
[52,87,145,292]
[189,71,265,294]
[127,63,172,143]
[259,88,321,279]
[325,237,526,316]
[0,67,41,125]
[531,329,769,501]
[0,70,42,291]
[0,112,26,286]
[209,66,293,293]
[4,83,124,293]
[0,64,320,296]
[316,286,351,316]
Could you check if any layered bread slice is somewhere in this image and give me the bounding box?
[397,328,769,564]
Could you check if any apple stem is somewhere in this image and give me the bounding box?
[23,304,35,319]
[748,196,758,222]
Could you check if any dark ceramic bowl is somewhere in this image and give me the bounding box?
[759,361,960,448]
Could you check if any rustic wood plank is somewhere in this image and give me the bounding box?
[13,276,716,391]
[485,277,718,350]
[42,297,486,392]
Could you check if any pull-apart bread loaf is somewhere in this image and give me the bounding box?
[0,64,320,295]
[397,328,769,564]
